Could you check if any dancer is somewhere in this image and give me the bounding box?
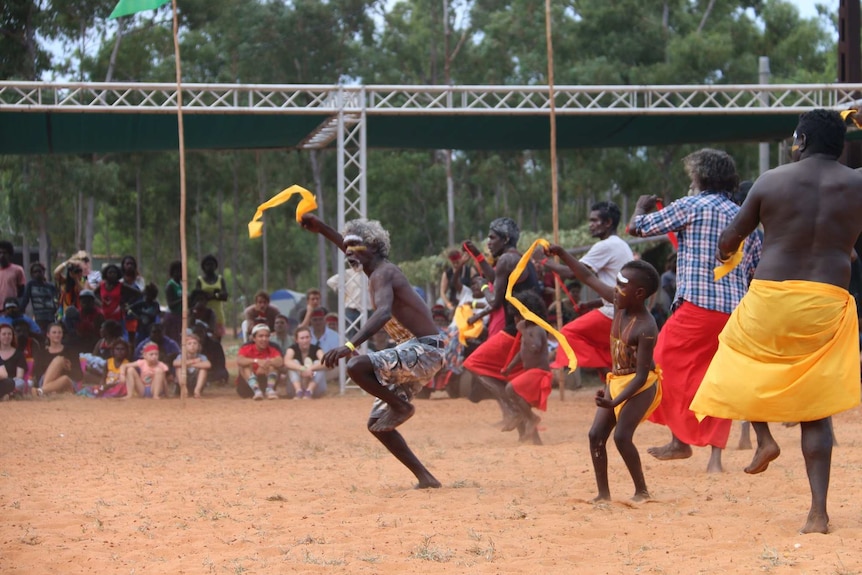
[691,109,862,533]
[300,213,445,488]
[548,244,662,502]
[628,148,762,473]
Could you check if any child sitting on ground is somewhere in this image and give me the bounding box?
[500,291,552,445]
[123,342,169,399]
[173,332,211,398]
[79,339,130,398]
[546,244,662,502]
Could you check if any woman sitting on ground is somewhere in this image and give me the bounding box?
[0,323,27,400]
[33,322,84,396]
[283,326,327,399]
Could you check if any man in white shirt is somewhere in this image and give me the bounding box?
[545,202,633,381]
[327,267,366,338]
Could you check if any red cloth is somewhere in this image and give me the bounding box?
[648,301,732,448]
[551,309,612,370]
[486,306,506,337]
[464,330,521,380]
[509,368,552,411]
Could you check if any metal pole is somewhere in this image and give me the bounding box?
[758,56,770,175]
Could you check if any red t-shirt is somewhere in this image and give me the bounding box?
[238,342,282,374]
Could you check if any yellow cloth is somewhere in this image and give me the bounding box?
[453,303,484,345]
[248,184,317,238]
[691,279,861,423]
[713,239,745,281]
[507,239,577,370]
[840,109,862,128]
[606,369,662,422]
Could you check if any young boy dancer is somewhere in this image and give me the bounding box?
[547,244,662,502]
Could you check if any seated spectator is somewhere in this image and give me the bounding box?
[20,262,58,334]
[0,298,41,339]
[80,319,125,384]
[174,331,211,398]
[308,307,338,352]
[0,323,26,400]
[192,324,228,384]
[297,288,323,328]
[134,323,180,365]
[58,261,84,315]
[73,289,105,355]
[78,339,129,398]
[283,326,327,399]
[325,312,339,332]
[189,289,217,335]
[13,319,40,387]
[127,283,161,346]
[269,314,295,353]
[235,323,283,400]
[163,261,183,343]
[242,291,280,341]
[33,322,83,396]
[123,342,169,399]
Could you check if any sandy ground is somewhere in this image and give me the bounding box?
[3,382,862,575]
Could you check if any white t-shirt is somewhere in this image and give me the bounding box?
[579,235,634,318]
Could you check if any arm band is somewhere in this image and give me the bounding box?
[475,254,485,263]
[345,341,356,352]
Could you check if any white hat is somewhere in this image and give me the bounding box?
[251,323,270,336]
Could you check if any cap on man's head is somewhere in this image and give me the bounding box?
[80,289,95,298]
[310,308,327,319]
[251,323,271,336]
[3,299,18,310]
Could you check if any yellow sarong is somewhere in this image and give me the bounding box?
[606,369,662,422]
[691,279,860,423]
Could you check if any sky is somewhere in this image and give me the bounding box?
[790,0,837,21]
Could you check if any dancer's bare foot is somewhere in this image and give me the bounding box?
[743,442,780,474]
[631,490,650,502]
[519,414,541,439]
[415,476,442,489]
[800,511,829,534]
[590,493,611,503]
[647,441,692,461]
[501,412,524,432]
[369,403,415,432]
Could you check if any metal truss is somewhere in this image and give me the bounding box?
[4,81,862,117]
[334,91,367,393]
[7,78,862,392]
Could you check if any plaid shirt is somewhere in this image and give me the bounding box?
[631,191,762,314]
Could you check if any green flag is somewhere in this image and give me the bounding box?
[109,0,171,19]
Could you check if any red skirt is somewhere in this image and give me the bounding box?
[649,301,732,448]
[510,368,552,411]
[551,310,612,370]
[464,330,521,380]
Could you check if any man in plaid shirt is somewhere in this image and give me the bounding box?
[628,148,762,473]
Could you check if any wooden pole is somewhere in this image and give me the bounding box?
[172,0,188,402]
[545,0,564,400]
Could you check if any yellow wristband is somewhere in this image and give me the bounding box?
[345,341,356,352]
[481,284,490,292]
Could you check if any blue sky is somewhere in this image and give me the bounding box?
[790,0,836,21]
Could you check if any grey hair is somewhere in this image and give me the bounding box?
[489,217,520,248]
[343,218,391,258]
